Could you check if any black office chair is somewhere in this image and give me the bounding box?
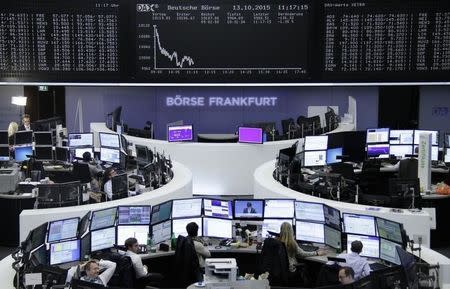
[173,235,201,287]
[260,238,290,286]
[315,263,341,287]
[398,158,418,179]
[72,162,92,184]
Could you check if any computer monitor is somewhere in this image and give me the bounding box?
[324,205,341,231]
[116,225,149,246]
[48,217,79,243]
[296,220,325,243]
[347,234,380,258]
[366,128,389,144]
[135,144,152,163]
[99,132,120,148]
[238,127,263,144]
[49,239,81,265]
[413,145,438,161]
[413,130,438,146]
[78,212,91,238]
[0,146,10,161]
[55,147,69,162]
[90,207,117,231]
[80,233,91,260]
[203,198,233,219]
[34,132,53,146]
[264,199,294,218]
[68,133,94,147]
[376,217,403,244]
[324,225,341,249]
[172,198,202,218]
[112,173,128,199]
[343,213,376,236]
[389,130,414,145]
[14,145,33,161]
[168,125,193,142]
[380,238,401,265]
[367,144,390,159]
[295,201,324,222]
[396,246,418,289]
[203,217,232,239]
[35,146,53,161]
[151,220,172,244]
[172,217,202,237]
[30,244,48,267]
[261,219,292,238]
[0,130,8,145]
[118,206,151,225]
[326,147,343,164]
[328,131,366,163]
[100,147,120,164]
[31,222,48,250]
[91,227,116,252]
[14,131,33,145]
[304,135,328,151]
[151,201,172,225]
[389,145,413,159]
[304,150,326,167]
[233,199,264,219]
[74,147,94,160]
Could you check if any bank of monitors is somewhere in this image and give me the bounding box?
[15,131,33,145]
[264,199,294,219]
[48,217,79,243]
[0,146,10,161]
[172,217,202,237]
[168,125,193,142]
[172,198,202,218]
[343,213,376,236]
[118,206,151,225]
[151,220,172,244]
[380,238,401,265]
[238,127,263,144]
[35,146,53,161]
[99,132,120,149]
[55,147,69,162]
[296,220,324,244]
[34,132,53,146]
[347,234,380,259]
[68,133,93,147]
[116,225,149,246]
[203,198,232,219]
[376,217,403,244]
[151,201,172,225]
[90,207,117,231]
[203,218,232,239]
[295,201,324,223]
[14,145,33,161]
[326,147,343,164]
[100,147,120,164]
[233,199,264,219]
[49,239,80,265]
[91,227,116,252]
[262,219,292,238]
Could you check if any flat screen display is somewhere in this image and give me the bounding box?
[367,144,390,158]
[324,225,341,249]
[35,146,53,161]
[376,218,403,244]
[238,127,263,144]
[49,239,80,265]
[34,132,53,146]
[233,199,264,219]
[203,199,232,219]
[151,201,172,225]
[304,135,328,151]
[203,218,232,239]
[326,147,343,164]
[14,145,33,161]
[55,147,69,162]
[296,221,325,243]
[264,199,294,218]
[304,150,326,167]
[366,128,389,144]
[261,219,292,238]
[390,130,414,145]
[0,131,8,145]
[343,213,376,236]
[413,145,438,161]
[172,198,202,218]
[380,238,401,265]
[172,217,202,237]
[324,205,341,231]
[100,147,120,164]
[390,145,413,159]
[14,131,33,145]
[116,225,149,246]
[99,132,120,148]
[48,217,79,243]
[0,146,10,161]
[68,133,93,147]
[118,206,151,225]
[413,130,438,146]
[151,220,172,244]
[347,234,380,259]
[168,125,193,142]
[91,207,117,231]
[295,201,324,222]
[91,227,116,252]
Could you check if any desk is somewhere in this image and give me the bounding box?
[422,193,450,247]
[197,134,238,143]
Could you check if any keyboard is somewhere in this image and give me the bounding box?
[298,244,319,252]
[369,262,388,271]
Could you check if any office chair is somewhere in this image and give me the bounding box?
[173,235,201,287]
[398,158,418,179]
[260,238,290,286]
[72,162,92,184]
[315,263,340,287]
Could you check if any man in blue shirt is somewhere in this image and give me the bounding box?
[335,240,371,280]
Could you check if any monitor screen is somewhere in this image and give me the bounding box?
[112,173,128,196]
[35,146,53,161]
[118,206,151,225]
[30,244,48,266]
[396,246,418,288]
[343,213,376,236]
[14,131,33,145]
[0,130,8,145]
[135,144,150,163]
[100,147,120,164]
[151,220,172,244]
[413,145,438,161]
[324,225,341,249]
[203,199,232,219]
[172,217,202,237]
[55,147,69,162]
[304,135,328,151]
[390,145,413,159]
[413,130,438,146]
[0,146,10,161]
[304,150,326,167]
[116,225,149,246]
[91,207,117,231]
[99,132,120,148]
[390,130,414,145]
[295,201,324,222]
[31,222,48,250]
[376,218,403,244]
[233,199,264,219]
[168,125,193,142]
[91,227,116,252]
[49,239,80,265]
[14,145,33,161]
[238,127,263,144]
[34,132,53,146]
[48,217,79,243]
[203,217,232,239]
[380,238,401,265]
[78,212,91,238]
[296,221,325,243]
[151,201,172,225]
[366,128,389,144]
[74,147,94,159]
[172,198,202,218]
[68,133,93,147]
[326,147,343,164]
[80,233,91,260]
[261,219,292,238]
[367,144,390,158]
[347,234,380,259]
[264,199,294,219]
[324,205,341,231]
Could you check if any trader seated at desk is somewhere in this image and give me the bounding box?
[331,240,370,280]
[102,167,117,201]
[80,151,103,191]
[66,259,117,286]
[186,222,211,269]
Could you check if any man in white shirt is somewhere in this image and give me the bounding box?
[66,259,116,286]
[336,240,371,280]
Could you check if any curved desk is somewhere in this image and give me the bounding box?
[19,161,193,243]
[91,122,355,196]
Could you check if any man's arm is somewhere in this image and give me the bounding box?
[98,259,116,286]
[131,255,148,278]
[194,241,211,258]
[361,260,371,278]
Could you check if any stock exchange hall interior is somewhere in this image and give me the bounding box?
[1,0,450,289]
